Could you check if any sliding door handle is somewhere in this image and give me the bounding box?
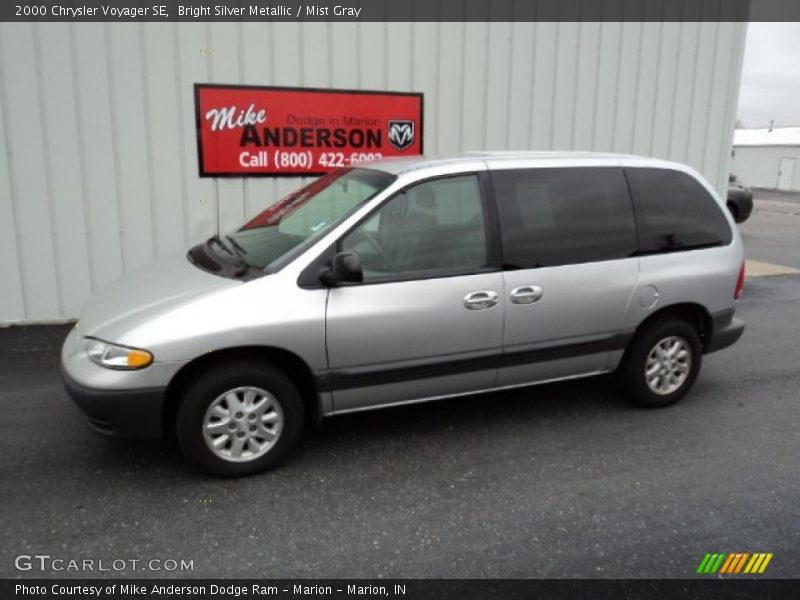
[510,285,544,304]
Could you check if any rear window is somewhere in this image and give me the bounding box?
[492,167,637,268]
[625,168,732,253]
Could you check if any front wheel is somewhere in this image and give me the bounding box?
[618,318,702,408]
[176,361,304,476]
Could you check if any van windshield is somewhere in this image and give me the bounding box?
[199,168,395,274]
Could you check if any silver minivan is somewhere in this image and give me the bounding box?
[61,153,745,476]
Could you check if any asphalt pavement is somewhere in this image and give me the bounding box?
[1,192,799,579]
[740,189,800,269]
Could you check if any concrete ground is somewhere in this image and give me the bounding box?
[1,191,798,579]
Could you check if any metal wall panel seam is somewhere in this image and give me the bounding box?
[68,22,97,292]
[236,22,244,83]
[589,20,605,149]
[718,21,748,194]
[355,21,362,88]
[32,22,65,317]
[202,22,219,234]
[139,23,159,258]
[526,21,537,149]
[298,22,305,87]
[685,22,705,164]
[236,21,249,228]
[457,21,467,151]
[504,20,515,148]
[102,22,127,273]
[171,22,190,247]
[434,20,443,153]
[268,21,278,223]
[629,21,646,153]
[548,22,560,148]
[680,21,702,164]
[325,22,333,87]
[699,21,721,187]
[709,26,737,192]
[0,26,29,321]
[609,20,625,152]
[481,21,491,149]
[569,21,583,149]
[648,20,666,157]
[665,13,685,161]
[382,20,389,90]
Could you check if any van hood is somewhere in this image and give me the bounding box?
[78,255,239,341]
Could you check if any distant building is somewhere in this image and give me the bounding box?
[732,127,800,191]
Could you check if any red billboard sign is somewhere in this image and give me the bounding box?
[194,84,424,177]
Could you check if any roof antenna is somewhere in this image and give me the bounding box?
[769,120,774,132]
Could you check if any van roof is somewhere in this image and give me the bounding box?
[361,151,680,175]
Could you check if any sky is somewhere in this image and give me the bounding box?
[737,23,800,128]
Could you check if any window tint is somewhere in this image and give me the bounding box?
[492,167,637,268]
[625,168,732,253]
[341,175,488,280]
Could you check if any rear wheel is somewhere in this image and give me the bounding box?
[618,318,702,407]
[176,361,304,476]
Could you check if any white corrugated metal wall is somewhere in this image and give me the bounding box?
[0,21,747,324]
[731,145,800,190]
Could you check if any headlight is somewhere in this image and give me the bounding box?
[85,339,153,370]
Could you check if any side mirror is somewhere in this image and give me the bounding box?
[319,252,363,285]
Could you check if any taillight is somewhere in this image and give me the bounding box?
[734,261,745,300]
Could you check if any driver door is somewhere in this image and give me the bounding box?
[325,173,505,413]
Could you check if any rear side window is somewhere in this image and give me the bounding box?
[492,167,637,268]
[625,168,732,253]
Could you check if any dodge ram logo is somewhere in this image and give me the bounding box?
[388,120,415,151]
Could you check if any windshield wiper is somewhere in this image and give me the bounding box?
[206,235,249,276]
[225,234,248,255]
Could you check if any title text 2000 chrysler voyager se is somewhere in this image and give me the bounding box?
[62,153,745,476]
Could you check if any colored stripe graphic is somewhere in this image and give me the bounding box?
[735,553,750,573]
[700,552,774,574]
[719,554,736,574]
[759,554,774,573]
[721,553,740,574]
[726,553,747,573]
[744,554,761,573]
[697,554,713,573]
[700,553,726,573]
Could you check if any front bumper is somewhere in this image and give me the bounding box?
[61,363,166,438]
[60,326,177,439]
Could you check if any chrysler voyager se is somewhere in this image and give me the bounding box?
[61,152,745,476]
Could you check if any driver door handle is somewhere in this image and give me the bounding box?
[463,290,499,310]
[510,285,544,304]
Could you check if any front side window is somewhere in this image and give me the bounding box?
[215,168,395,272]
[341,175,488,281]
[492,167,637,268]
[625,168,732,253]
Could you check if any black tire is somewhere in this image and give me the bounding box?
[727,202,741,223]
[617,317,702,408]
[176,361,304,476]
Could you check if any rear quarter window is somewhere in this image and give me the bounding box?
[624,168,733,253]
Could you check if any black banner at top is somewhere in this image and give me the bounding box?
[3,0,800,22]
